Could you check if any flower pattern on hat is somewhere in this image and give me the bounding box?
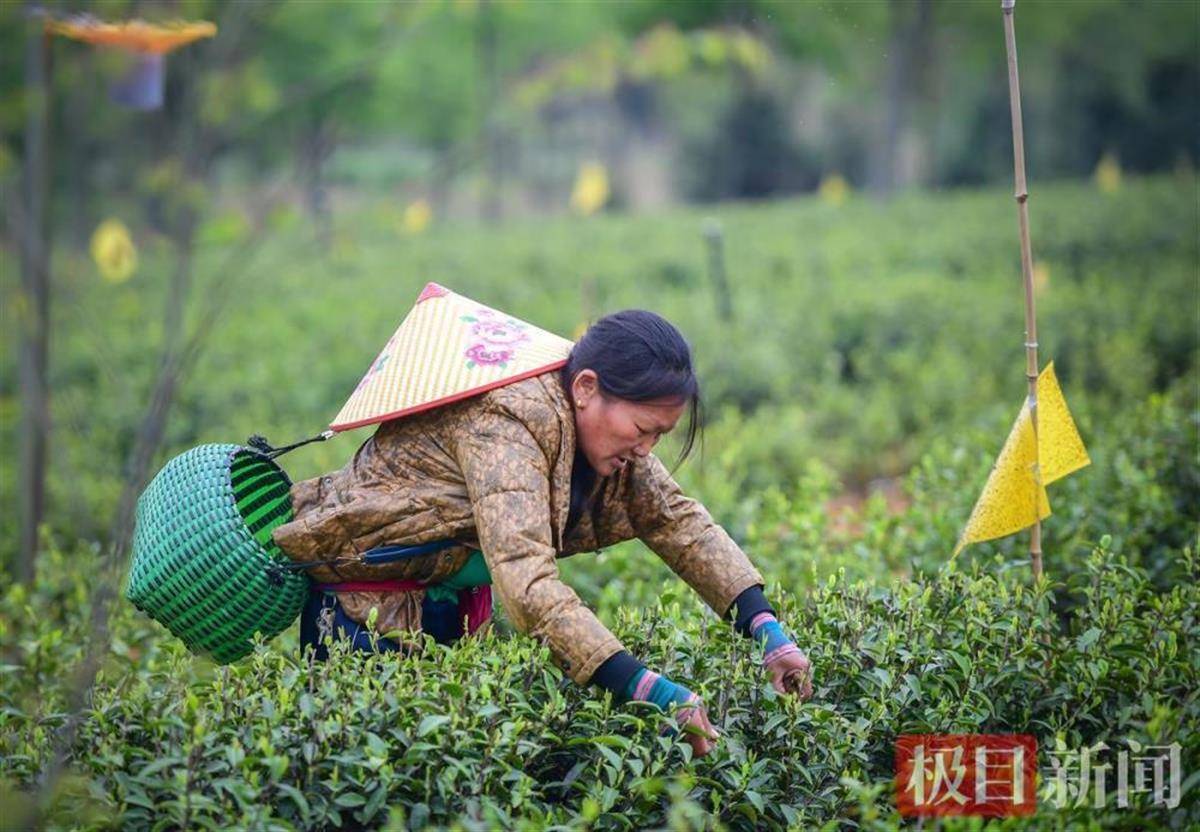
[462,308,531,369]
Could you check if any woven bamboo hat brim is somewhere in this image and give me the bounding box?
[330,282,574,432]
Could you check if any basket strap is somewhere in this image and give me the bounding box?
[246,429,335,460]
[361,539,459,565]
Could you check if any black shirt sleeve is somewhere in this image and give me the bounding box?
[730,584,775,638]
[589,649,646,700]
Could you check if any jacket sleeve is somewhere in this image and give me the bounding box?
[452,399,625,685]
[628,454,766,622]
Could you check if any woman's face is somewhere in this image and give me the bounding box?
[569,369,687,477]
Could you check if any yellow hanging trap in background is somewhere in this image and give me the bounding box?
[954,362,1090,556]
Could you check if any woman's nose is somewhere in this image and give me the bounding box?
[632,441,652,457]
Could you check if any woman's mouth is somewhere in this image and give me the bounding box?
[612,456,629,470]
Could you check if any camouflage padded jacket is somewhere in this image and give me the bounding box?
[272,369,766,685]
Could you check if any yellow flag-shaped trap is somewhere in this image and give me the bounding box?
[330,282,574,432]
[954,361,1090,555]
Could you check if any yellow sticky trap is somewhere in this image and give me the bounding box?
[1037,362,1091,485]
[90,218,138,283]
[570,161,609,216]
[818,173,850,207]
[954,361,1089,555]
[402,199,432,235]
[954,399,1050,555]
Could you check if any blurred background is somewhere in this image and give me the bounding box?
[0,0,1196,586]
[3,1,1197,227]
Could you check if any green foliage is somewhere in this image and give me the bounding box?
[2,536,1196,829]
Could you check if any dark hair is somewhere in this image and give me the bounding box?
[560,309,704,471]
[560,310,704,536]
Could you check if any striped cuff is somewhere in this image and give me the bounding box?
[632,668,660,702]
[749,612,801,667]
[624,667,695,713]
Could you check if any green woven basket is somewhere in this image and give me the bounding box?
[126,443,311,663]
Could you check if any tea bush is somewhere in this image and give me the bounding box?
[2,538,1196,829]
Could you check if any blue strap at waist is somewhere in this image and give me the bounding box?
[360,539,459,565]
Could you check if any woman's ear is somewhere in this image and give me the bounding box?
[571,369,599,409]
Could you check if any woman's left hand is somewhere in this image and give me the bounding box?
[766,649,813,699]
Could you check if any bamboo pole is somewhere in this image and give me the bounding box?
[1001,0,1043,579]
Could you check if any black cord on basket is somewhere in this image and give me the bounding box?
[264,551,365,586]
[264,564,287,587]
[246,429,335,460]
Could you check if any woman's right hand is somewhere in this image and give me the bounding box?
[767,648,814,699]
[671,693,720,758]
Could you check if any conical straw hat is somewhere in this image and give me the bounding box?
[330,282,574,432]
